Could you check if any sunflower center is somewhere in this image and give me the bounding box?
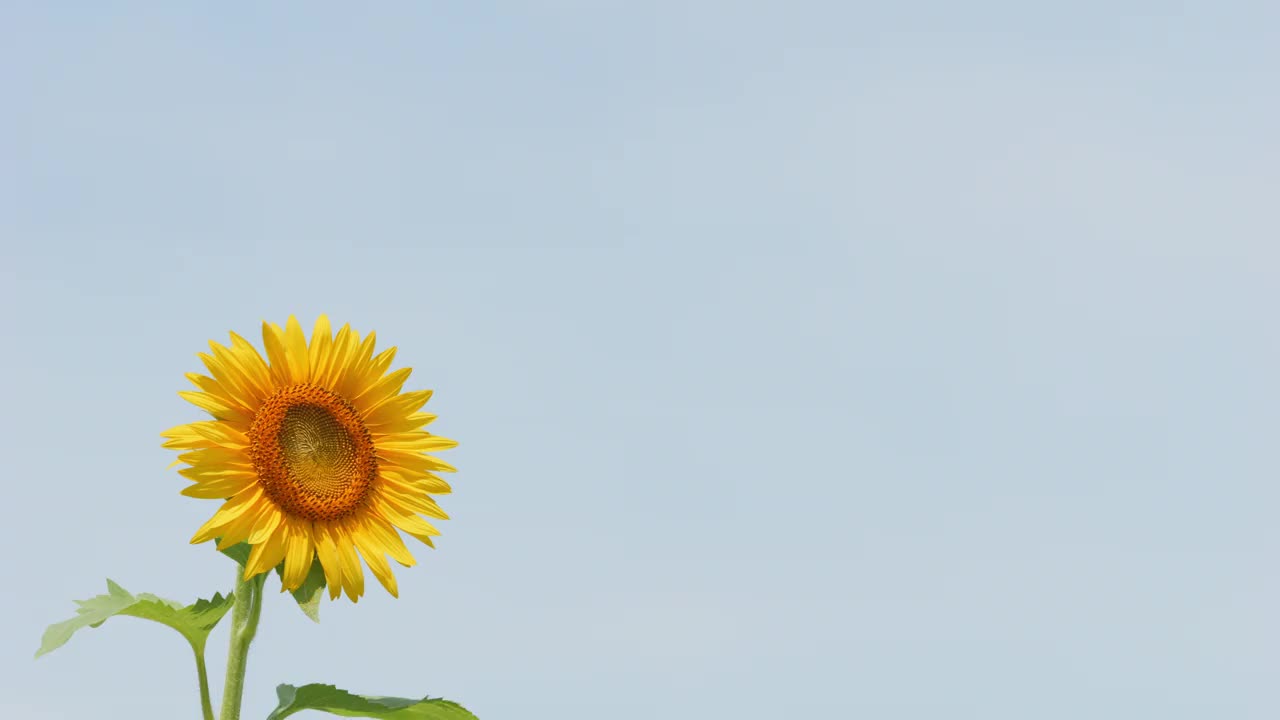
[248,383,377,521]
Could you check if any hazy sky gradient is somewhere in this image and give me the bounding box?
[2,3,1277,718]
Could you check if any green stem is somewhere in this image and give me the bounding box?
[219,567,265,720]
[192,642,215,720]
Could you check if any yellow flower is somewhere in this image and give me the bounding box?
[162,315,457,602]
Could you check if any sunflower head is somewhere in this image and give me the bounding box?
[162,315,457,602]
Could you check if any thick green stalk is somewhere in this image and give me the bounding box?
[219,567,265,720]
[191,642,214,720]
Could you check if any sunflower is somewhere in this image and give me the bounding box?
[161,315,457,602]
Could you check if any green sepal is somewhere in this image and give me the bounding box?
[266,683,479,719]
[219,541,325,622]
[35,579,234,658]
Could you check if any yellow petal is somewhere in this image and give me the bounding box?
[281,518,316,591]
[183,372,253,414]
[366,389,433,425]
[216,500,270,550]
[189,487,263,544]
[177,391,254,424]
[244,529,288,579]
[312,522,347,600]
[185,369,236,401]
[205,343,263,408]
[379,448,457,474]
[178,466,256,481]
[375,433,458,452]
[163,437,217,450]
[350,346,397,398]
[184,420,249,447]
[283,315,311,383]
[227,331,273,398]
[366,412,436,433]
[262,322,293,386]
[190,515,231,545]
[180,474,256,499]
[351,527,398,597]
[356,514,417,567]
[247,505,283,544]
[211,342,272,407]
[316,323,354,390]
[352,367,413,412]
[161,423,221,450]
[371,494,441,539]
[308,314,333,382]
[333,525,365,601]
[333,331,376,399]
[409,472,453,495]
[177,447,253,469]
[378,485,450,520]
[380,468,453,496]
[161,423,208,441]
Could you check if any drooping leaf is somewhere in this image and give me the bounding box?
[266,684,478,720]
[219,541,325,622]
[36,579,234,658]
[281,556,326,621]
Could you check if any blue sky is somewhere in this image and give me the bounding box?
[1,3,1277,719]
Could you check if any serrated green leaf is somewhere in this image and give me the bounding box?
[219,541,325,622]
[36,580,234,658]
[267,684,478,720]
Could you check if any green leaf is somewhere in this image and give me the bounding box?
[220,541,252,567]
[36,579,234,658]
[267,684,479,720]
[219,541,326,622]
[285,558,326,622]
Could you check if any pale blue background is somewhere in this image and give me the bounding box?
[2,2,1277,719]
